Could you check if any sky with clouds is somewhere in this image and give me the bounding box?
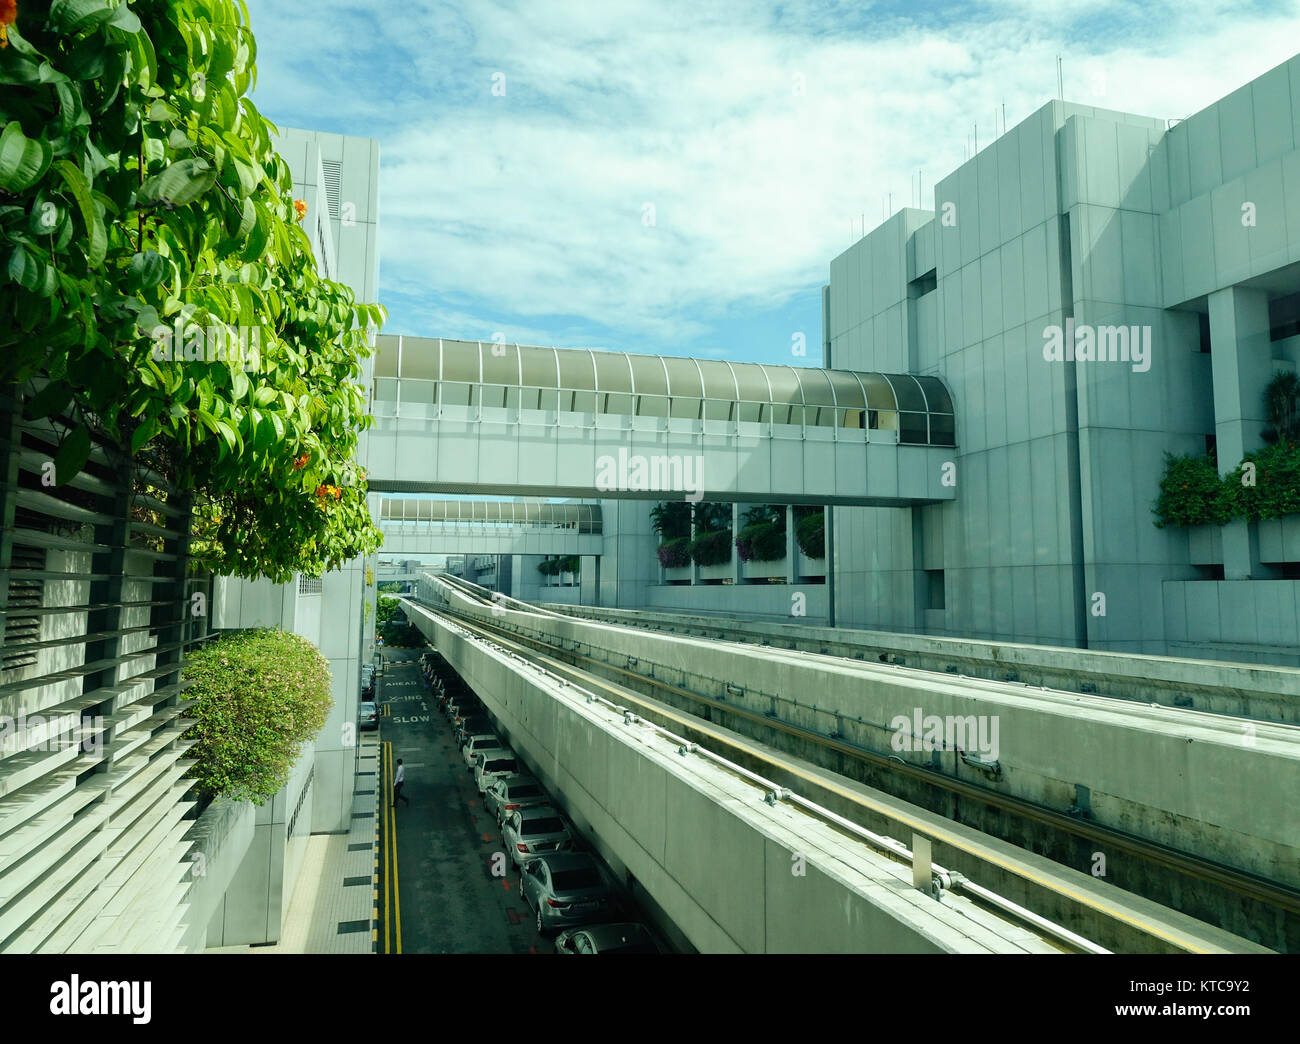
[244,0,1300,367]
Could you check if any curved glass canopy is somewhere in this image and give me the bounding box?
[375,336,956,447]
[377,498,602,533]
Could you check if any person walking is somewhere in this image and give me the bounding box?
[392,758,409,807]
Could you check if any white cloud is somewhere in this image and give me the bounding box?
[246,0,1300,350]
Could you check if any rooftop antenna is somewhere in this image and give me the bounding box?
[1057,56,1064,101]
[974,121,978,153]
[1002,100,1007,135]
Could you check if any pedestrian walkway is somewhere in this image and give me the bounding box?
[208,732,380,954]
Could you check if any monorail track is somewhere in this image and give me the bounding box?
[411,578,1295,952]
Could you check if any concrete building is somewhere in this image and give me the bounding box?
[824,54,1300,663]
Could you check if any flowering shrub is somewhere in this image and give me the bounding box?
[1153,453,1234,528]
[181,629,332,804]
[1223,442,1300,521]
[1,0,385,582]
[657,537,690,568]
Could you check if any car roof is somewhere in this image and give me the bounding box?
[534,851,595,872]
[578,923,654,947]
[517,804,564,820]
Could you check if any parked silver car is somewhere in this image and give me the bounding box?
[483,775,549,823]
[503,806,573,868]
[473,752,519,794]
[520,852,616,935]
[554,922,660,954]
[462,733,505,770]
[358,700,378,731]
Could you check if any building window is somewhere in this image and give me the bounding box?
[925,569,945,610]
[1198,312,1212,354]
[908,269,937,298]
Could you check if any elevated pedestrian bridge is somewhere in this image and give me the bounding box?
[374,498,602,556]
[365,337,958,505]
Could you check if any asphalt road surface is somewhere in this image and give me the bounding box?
[376,648,546,954]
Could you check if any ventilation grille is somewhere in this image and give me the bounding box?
[298,576,323,595]
[3,544,45,672]
[321,158,342,220]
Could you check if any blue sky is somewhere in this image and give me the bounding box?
[244,0,1300,368]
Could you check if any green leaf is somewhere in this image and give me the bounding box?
[49,0,120,33]
[54,160,107,268]
[0,122,53,193]
[6,244,39,289]
[52,426,93,485]
[127,249,166,292]
[24,382,73,422]
[138,157,218,208]
[131,417,161,455]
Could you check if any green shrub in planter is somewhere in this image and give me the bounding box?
[1153,453,1232,528]
[736,521,786,562]
[181,629,333,804]
[796,512,825,558]
[689,529,732,566]
[1224,442,1300,520]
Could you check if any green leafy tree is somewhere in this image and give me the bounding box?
[1,0,384,581]
[377,595,402,625]
[180,628,332,803]
[649,501,691,540]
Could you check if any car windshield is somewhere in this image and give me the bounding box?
[550,869,600,890]
[522,818,564,835]
[484,760,516,772]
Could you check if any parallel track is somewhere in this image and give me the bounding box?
[414,576,1299,952]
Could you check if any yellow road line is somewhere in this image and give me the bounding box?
[392,750,403,954]
[382,740,391,955]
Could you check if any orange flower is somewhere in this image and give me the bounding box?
[293,199,307,221]
[292,452,310,470]
[0,0,15,49]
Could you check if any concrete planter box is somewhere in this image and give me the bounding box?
[697,562,732,581]
[796,551,826,577]
[1258,516,1300,564]
[560,571,576,586]
[1187,525,1223,566]
[663,566,691,583]
[741,557,786,580]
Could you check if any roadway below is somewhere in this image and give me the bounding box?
[374,649,539,953]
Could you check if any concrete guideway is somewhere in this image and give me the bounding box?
[407,603,1066,954]
[547,603,1300,725]
[412,577,1296,953]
